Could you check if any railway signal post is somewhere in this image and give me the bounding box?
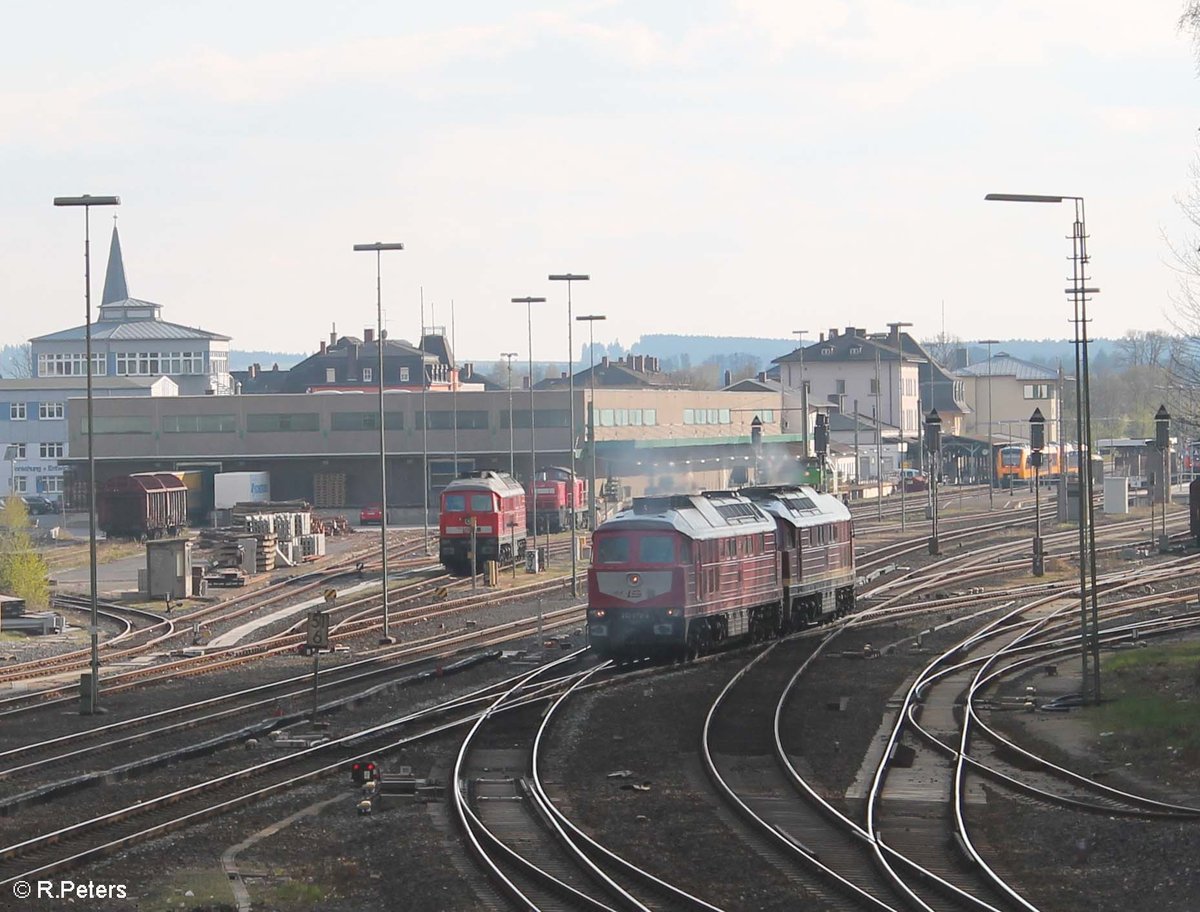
[1030,408,1045,576]
[307,607,331,723]
[1155,405,1171,551]
[925,409,942,555]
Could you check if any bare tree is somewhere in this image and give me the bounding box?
[0,344,33,379]
[920,332,963,369]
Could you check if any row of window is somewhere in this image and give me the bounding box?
[37,353,106,377]
[1023,383,1052,399]
[8,403,64,421]
[72,406,771,435]
[2,443,63,459]
[324,367,411,384]
[684,408,774,426]
[115,351,214,377]
[8,476,62,494]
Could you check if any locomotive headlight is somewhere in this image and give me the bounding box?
[591,608,606,619]
[627,573,640,586]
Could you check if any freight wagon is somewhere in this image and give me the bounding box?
[97,473,188,540]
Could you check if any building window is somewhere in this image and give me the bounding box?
[500,410,571,429]
[719,408,731,424]
[332,411,405,431]
[82,416,154,434]
[1023,383,1050,399]
[683,409,694,425]
[326,368,337,383]
[246,413,320,432]
[417,411,487,430]
[399,367,410,382]
[835,379,846,395]
[37,353,105,377]
[38,402,65,420]
[10,403,26,420]
[11,444,25,459]
[361,367,372,383]
[42,476,62,494]
[162,414,238,433]
[643,409,656,426]
[599,409,614,427]
[13,476,27,493]
[39,442,64,459]
[869,378,879,395]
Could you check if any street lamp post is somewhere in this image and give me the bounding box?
[985,192,1101,704]
[353,242,404,645]
[1155,404,1171,550]
[549,274,589,598]
[54,194,121,716]
[502,353,518,476]
[576,314,607,532]
[978,339,999,509]
[419,289,430,555]
[925,409,942,555]
[1030,408,1046,576]
[513,296,547,570]
[892,322,913,531]
[790,330,808,455]
[874,348,883,522]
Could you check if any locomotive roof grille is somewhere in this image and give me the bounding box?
[714,501,762,523]
[781,494,817,513]
[632,495,694,514]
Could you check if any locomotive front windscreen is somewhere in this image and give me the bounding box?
[1001,449,1024,467]
[444,494,466,511]
[596,536,630,564]
[470,494,494,510]
[595,533,675,564]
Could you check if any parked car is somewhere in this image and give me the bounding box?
[21,495,57,515]
[359,505,383,525]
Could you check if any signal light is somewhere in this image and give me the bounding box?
[351,760,379,784]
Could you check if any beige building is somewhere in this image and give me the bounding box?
[957,352,1062,445]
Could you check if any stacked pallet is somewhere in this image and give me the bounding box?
[211,534,277,573]
[243,511,312,542]
[313,516,352,536]
[313,473,347,508]
[299,532,326,559]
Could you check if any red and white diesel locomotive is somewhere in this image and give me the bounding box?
[528,466,588,533]
[439,471,527,574]
[586,485,854,660]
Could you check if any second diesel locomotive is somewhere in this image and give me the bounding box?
[586,485,854,661]
[528,466,587,533]
[439,471,528,575]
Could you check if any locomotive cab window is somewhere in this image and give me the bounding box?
[596,536,630,564]
[639,535,675,563]
[443,494,466,511]
[470,494,494,511]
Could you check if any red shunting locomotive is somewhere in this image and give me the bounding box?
[439,471,527,574]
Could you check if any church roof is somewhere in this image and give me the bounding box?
[32,225,230,344]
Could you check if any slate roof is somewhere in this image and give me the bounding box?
[0,376,169,391]
[957,353,1058,381]
[31,317,230,343]
[535,361,674,390]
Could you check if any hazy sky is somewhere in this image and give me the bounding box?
[3,1,1198,362]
